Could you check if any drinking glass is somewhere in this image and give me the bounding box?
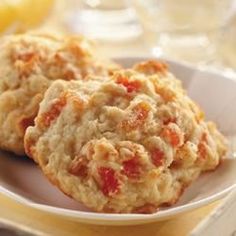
[65,0,142,42]
[218,14,236,69]
[133,0,233,64]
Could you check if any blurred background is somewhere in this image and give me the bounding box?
[0,0,236,72]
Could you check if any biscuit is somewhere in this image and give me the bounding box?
[24,61,227,213]
[0,33,118,155]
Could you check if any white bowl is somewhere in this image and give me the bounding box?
[0,57,236,225]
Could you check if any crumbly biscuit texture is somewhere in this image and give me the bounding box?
[0,33,118,154]
[25,61,227,213]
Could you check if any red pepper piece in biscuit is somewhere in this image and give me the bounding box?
[98,167,120,196]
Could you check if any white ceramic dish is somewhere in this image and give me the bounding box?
[0,57,236,225]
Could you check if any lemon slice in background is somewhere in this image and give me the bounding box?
[0,1,16,33]
[14,0,55,28]
[0,0,55,34]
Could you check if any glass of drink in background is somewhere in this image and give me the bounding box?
[133,0,233,64]
[219,13,236,69]
[65,0,142,42]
